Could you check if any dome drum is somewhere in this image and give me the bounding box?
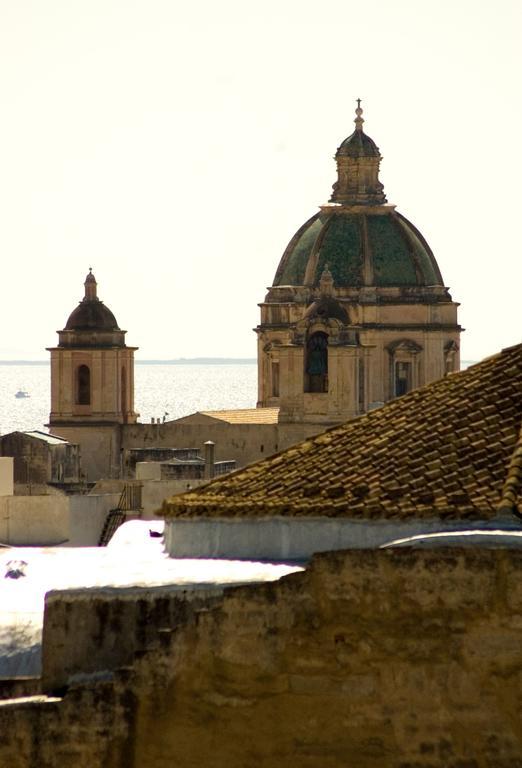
[57,328,128,349]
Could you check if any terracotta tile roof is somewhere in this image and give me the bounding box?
[198,408,280,424]
[161,344,522,521]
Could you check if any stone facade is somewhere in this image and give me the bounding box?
[257,104,461,425]
[4,547,522,766]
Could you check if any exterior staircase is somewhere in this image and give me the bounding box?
[98,483,143,546]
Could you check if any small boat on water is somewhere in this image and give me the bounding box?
[15,390,30,399]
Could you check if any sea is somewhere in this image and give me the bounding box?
[0,362,258,435]
[0,359,476,436]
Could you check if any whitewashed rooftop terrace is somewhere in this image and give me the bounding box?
[0,520,303,678]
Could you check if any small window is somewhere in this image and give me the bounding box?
[121,366,127,412]
[305,332,328,393]
[358,357,365,412]
[271,361,280,397]
[395,361,411,397]
[77,365,91,405]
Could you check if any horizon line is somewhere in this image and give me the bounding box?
[0,357,258,365]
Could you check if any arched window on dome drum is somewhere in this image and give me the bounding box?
[76,365,91,405]
[305,332,328,393]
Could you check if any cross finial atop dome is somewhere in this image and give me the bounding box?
[354,99,364,132]
[84,268,98,301]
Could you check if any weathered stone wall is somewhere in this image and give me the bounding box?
[133,547,522,767]
[0,677,40,700]
[42,585,224,693]
[4,548,522,766]
[0,432,49,484]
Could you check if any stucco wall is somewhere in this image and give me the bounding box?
[164,514,521,560]
[0,495,70,545]
[0,492,119,546]
[141,479,206,518]
[4,548,522,765]
[68,493,121,545]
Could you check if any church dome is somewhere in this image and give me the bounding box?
[272,102,444,290]
[65,301,120,331]
[273,209,443,289]
[64,270,121,332]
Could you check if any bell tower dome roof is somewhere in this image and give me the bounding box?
[57,271,129,348]
[64,269,121,333]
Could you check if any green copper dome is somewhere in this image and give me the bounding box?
[272,103,446,291]
[273,210,443,288]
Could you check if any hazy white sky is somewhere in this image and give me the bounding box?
[0,0,520,360]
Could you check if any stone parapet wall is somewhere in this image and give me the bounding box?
[4,547,522,765]
[42,585,224,693]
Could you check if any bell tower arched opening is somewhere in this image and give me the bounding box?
[76,365,91,405]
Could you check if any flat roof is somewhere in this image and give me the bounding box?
[199,407,280,424]
[23,431,71,445]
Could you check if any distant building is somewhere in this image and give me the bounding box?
[257,102,461,424]
[0,430,80,488]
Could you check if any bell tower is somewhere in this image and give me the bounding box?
[47,270,138,480]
